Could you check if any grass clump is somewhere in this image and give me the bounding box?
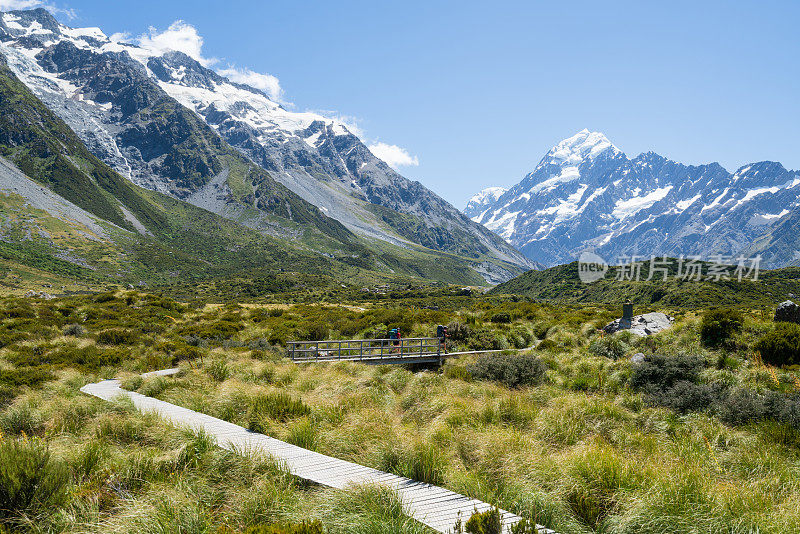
[247,392,311,432]
[0,437,70,527]
[588,335,629,360]
[378,441,447,485]
[0,403,44,436]
[207,358,231,382]
[468,353,547,388]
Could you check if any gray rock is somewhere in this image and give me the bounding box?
[604,312,674,336]
[631,352,646,363]
[25,290,54,300]
[775,300,800,324]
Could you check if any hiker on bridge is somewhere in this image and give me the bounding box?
[437,324,449,354]
[389,328,402,354]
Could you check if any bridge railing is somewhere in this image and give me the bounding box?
[288,337,442,362]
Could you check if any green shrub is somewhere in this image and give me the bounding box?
[96,328,138,345]
[508,327,534,349]
[631,353,800,431]
[630,353,705,392]
[0,367,54,389]
[447,321,472,342]
[755,322,800,367]
[247,392,311,431]
[40,345,122,371]
[174,345,203,361]
[700,308,744,346]
[299,323,328,342]
[460,506,501,534]
[646,381,721,414]
[93,292,117,303]
[465,328,498,351]
[467,353,547,388]
[243,522,324,534]
[62,323,85,337]
[0,302,35,319]
[536,339,559,352]
[715,388,767,425]
[588,335,630,360]
[0,438,70,526]
[490,312,511,324]
[0,386,14,408]
[531,321,551,340]
[193,320,242,340]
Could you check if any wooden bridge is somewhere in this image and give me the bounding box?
[288,337,447,365]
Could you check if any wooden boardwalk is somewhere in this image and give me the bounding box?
[81,373,555,534]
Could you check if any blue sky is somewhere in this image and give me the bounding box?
[14,0,800,208]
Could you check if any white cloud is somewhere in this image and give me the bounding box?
[217,67,282,102]
[137,21,287,104]
[0,0,75,19]
[368,142,419,169]
[109,31,131,43]
[0,0,40,9]
[137,20,216,66]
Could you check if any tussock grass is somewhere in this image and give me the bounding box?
[2,292,800,532]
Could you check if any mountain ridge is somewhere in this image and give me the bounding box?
[0,46,509,291]
[467,129,800,268]
[0,8,533,283]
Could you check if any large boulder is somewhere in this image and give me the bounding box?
[604,312,674,336]
[775,300,800,324]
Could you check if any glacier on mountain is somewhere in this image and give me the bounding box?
[466,129,800,268]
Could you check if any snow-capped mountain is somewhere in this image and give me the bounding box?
[0,8,533,283]
[467,129,800,268]
[464,187,507,220]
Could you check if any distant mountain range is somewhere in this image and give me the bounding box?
[0,7,534,287]
[466,129,800,268]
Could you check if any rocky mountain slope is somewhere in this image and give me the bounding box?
[0,49,502,291]
[0,52,347,286]
[0,8,532,283]
[468,129,800,268]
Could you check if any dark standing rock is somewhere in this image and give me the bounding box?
[775,300,800,324]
